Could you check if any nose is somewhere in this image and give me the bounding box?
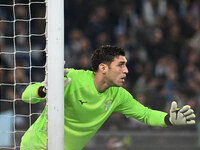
[123,66,128,74]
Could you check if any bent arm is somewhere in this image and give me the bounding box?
[22,83,46,104]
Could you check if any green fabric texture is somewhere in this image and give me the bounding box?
[20,69,167,150]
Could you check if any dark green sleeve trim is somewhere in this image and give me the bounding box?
[37,86,46,98]
[165,114,172,126]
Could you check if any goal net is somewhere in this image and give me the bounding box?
[0,0,64,149]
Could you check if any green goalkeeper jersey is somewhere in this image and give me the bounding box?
[20,69,167,150]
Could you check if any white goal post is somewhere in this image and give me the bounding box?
[47,0,65,149]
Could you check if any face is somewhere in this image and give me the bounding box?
[104,56,128,87]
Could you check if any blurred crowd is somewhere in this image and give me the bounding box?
[0,0,200,148]
[0,0,47,146]
[65,0,200,132]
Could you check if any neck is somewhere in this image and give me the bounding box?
[93,72,110,93]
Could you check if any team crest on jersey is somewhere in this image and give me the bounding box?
[104,101,112,111]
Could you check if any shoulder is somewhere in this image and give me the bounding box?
[67,68,93,84]
[67,68,93,77]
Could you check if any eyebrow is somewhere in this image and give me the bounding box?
[118,61,127,64]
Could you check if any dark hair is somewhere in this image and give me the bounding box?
[91,45,125,72]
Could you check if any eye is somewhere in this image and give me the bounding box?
[118,63,124,67]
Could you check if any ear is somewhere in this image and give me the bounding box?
[99,63,108,74]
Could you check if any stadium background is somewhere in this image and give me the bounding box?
[0,0,200,149]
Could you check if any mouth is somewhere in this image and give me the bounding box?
[120,76,126,82]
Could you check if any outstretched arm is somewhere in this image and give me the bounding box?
[114,88,196,127]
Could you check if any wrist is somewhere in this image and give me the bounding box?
[164,114,173,126]
[36,86,46,98]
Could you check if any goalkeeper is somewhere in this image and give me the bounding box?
[20,45,196,150]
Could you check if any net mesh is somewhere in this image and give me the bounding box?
[0,0,46,149]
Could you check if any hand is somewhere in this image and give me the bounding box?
[64,61,71,87]
[42,68,71,94]
[169,101,195,126]
[64,68,71,87]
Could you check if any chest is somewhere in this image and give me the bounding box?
[65,86,117,122]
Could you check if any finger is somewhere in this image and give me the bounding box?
[64,77,71,87]
[186,120,195,125]
[183,109,194,116]
[186,114,196,120]
[64,68,69,76]
[170,101,177,112]
[179,105,191,113]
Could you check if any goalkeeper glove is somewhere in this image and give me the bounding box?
[37,68,71,98]
[166,101,196,126]
[64,68,71,87]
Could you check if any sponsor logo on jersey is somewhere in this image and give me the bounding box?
[79,100,87,105]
